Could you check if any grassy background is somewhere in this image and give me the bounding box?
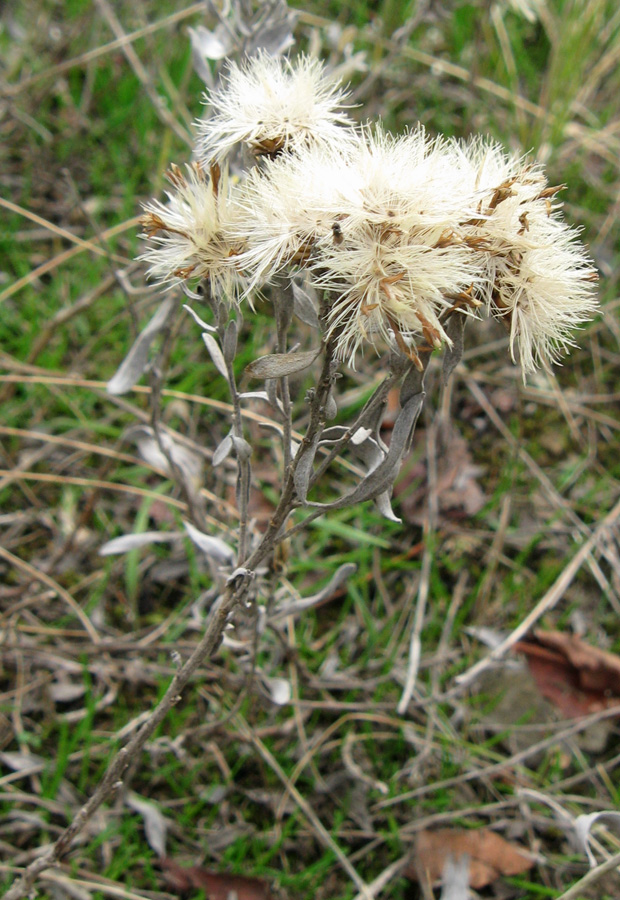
[1,1,620,898]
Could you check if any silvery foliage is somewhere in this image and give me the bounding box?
[107,296,177,396]
[105,273,446,620]
[104,0,466,626]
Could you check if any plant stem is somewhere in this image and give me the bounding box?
[3,587,240,900]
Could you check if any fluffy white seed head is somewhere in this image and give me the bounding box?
[196,51,355,162]
[484,216,599,373]
[313,127,483,367]
[232,142,362,290]
[456,138,599,374]
[234,126,484,365]
[139,162,246,301]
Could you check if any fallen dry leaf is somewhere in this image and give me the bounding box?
[405,828,534,890]
[514,630,620,719]
[161,857,274,900]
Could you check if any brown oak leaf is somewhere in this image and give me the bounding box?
[405,828,534,890]
[515,630,620,719]
[161,857,274,900]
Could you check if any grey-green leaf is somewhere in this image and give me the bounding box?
[183,521,235,565]
[271,563,356,619]
[375,490,401,523]
[246,348,320,379]
[212,433,233,467]
[308,392,424,511]
[400,362,427,406]
[293,432,322,503]
[223,319,238,366]
[107,297,176,395]
[202,332,229,380]
[325,389,338,420]
[292,281,320,328]
[231,435,252,461]
[99,531,181,556]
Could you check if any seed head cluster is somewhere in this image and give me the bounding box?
[196,50,354,161]
[139,162,247,301]
[139,52,598,376]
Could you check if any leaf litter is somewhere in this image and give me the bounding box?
[515,629,620,718]
[392,420,486,523]
[406,828,535,891]
[162,857,274,900]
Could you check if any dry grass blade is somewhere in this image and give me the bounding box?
[0,545,100,643]
[456,493,620,688]
[93,0,193,146]
[296,10,547,118]
[0,217,142,305]
[1,3,208,97]
[233,713,374,900]
[0,197,130,264]
[555,848,620,900]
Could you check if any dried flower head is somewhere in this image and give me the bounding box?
[196,51,354,161]
[139,162,246,301]
[232,143,357,290]
[457,139,599,374]
[310,127,482,368]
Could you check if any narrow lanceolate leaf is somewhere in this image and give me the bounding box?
[0,751,46,773]
[247,6,296,57]
[188,24,231,63]
[183,304,216,333]
[107,296,176,395]
[212,433,233,467]
[375,489,401,523]
[271,563,357,619]
[189,41,215,86]
[265,378,284,413]
[351,427,373,446]
[293,433,322,503]
[274,287,294,334]
[349,433,384,471]
[292,281,320,328]
[130,426,203,488]
[126,792,167,858]
[99,531,181,556]
[309,392,425,511]
[238,391,270,402]
[318,425,347,445]
[231,435,252,461]
[400,361,427,406]
[245,348,320,379]
[183,521,235,566]
[202,333,229,380]
[223,319,238,365]
[217,301,229,332]
[262,676,291,706]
